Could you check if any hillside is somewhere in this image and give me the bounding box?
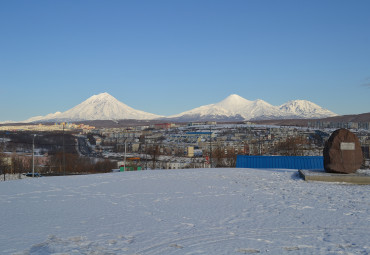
[253,112,370,127]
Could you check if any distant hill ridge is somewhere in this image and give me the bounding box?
[253,112,370,127]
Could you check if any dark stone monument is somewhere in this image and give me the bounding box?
[323,129,363,174]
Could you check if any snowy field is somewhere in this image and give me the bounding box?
[0,168,369,255]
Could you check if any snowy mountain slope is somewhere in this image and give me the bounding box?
[167,94,278,120]
[279,100,337,119]
[167,94,337,121]
[25,111,63,123]
[217,95,282,119]
[25,93,163,122]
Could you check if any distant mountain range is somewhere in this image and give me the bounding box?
[21,92,337,123]
[166,94,337,121]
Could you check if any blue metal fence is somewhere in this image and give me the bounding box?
[236,155,324,170]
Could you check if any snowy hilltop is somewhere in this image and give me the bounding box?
[1,168,369,254]
[25,92,163,122]
[22,93,337,123]
[167,94,337,121]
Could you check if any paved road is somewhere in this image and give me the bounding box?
[77,136,92,156]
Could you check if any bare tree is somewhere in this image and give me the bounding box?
[146,145,160,169]
[275,136,308,156]
[0,151,8,177]
[10,154,24,175]
[224,147,238,167]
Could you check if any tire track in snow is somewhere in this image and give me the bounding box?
[132,226,370,255]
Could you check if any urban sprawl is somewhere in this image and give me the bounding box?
[1,120,370,176]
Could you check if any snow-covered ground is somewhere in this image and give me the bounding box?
[0,168,369,255]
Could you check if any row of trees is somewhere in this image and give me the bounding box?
[0,151,117,176]
[273,136,309,156]
[47,152,117,175]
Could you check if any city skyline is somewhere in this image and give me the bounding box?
[1,0,370,122]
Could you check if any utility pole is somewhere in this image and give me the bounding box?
[145,137,148,170]
[257,132,261,156]
[116,137,118,152]
[32,134,36,177]
[63,124,65,175]
[209,126,212,168]
[124,139,127,171]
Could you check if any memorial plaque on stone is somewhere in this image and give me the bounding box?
[323,129,363,174]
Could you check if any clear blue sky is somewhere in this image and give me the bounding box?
[1,0,369,122]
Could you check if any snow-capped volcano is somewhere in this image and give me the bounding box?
[167,94,337,121]
[26,93,162,122]
[278,100,337,119]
